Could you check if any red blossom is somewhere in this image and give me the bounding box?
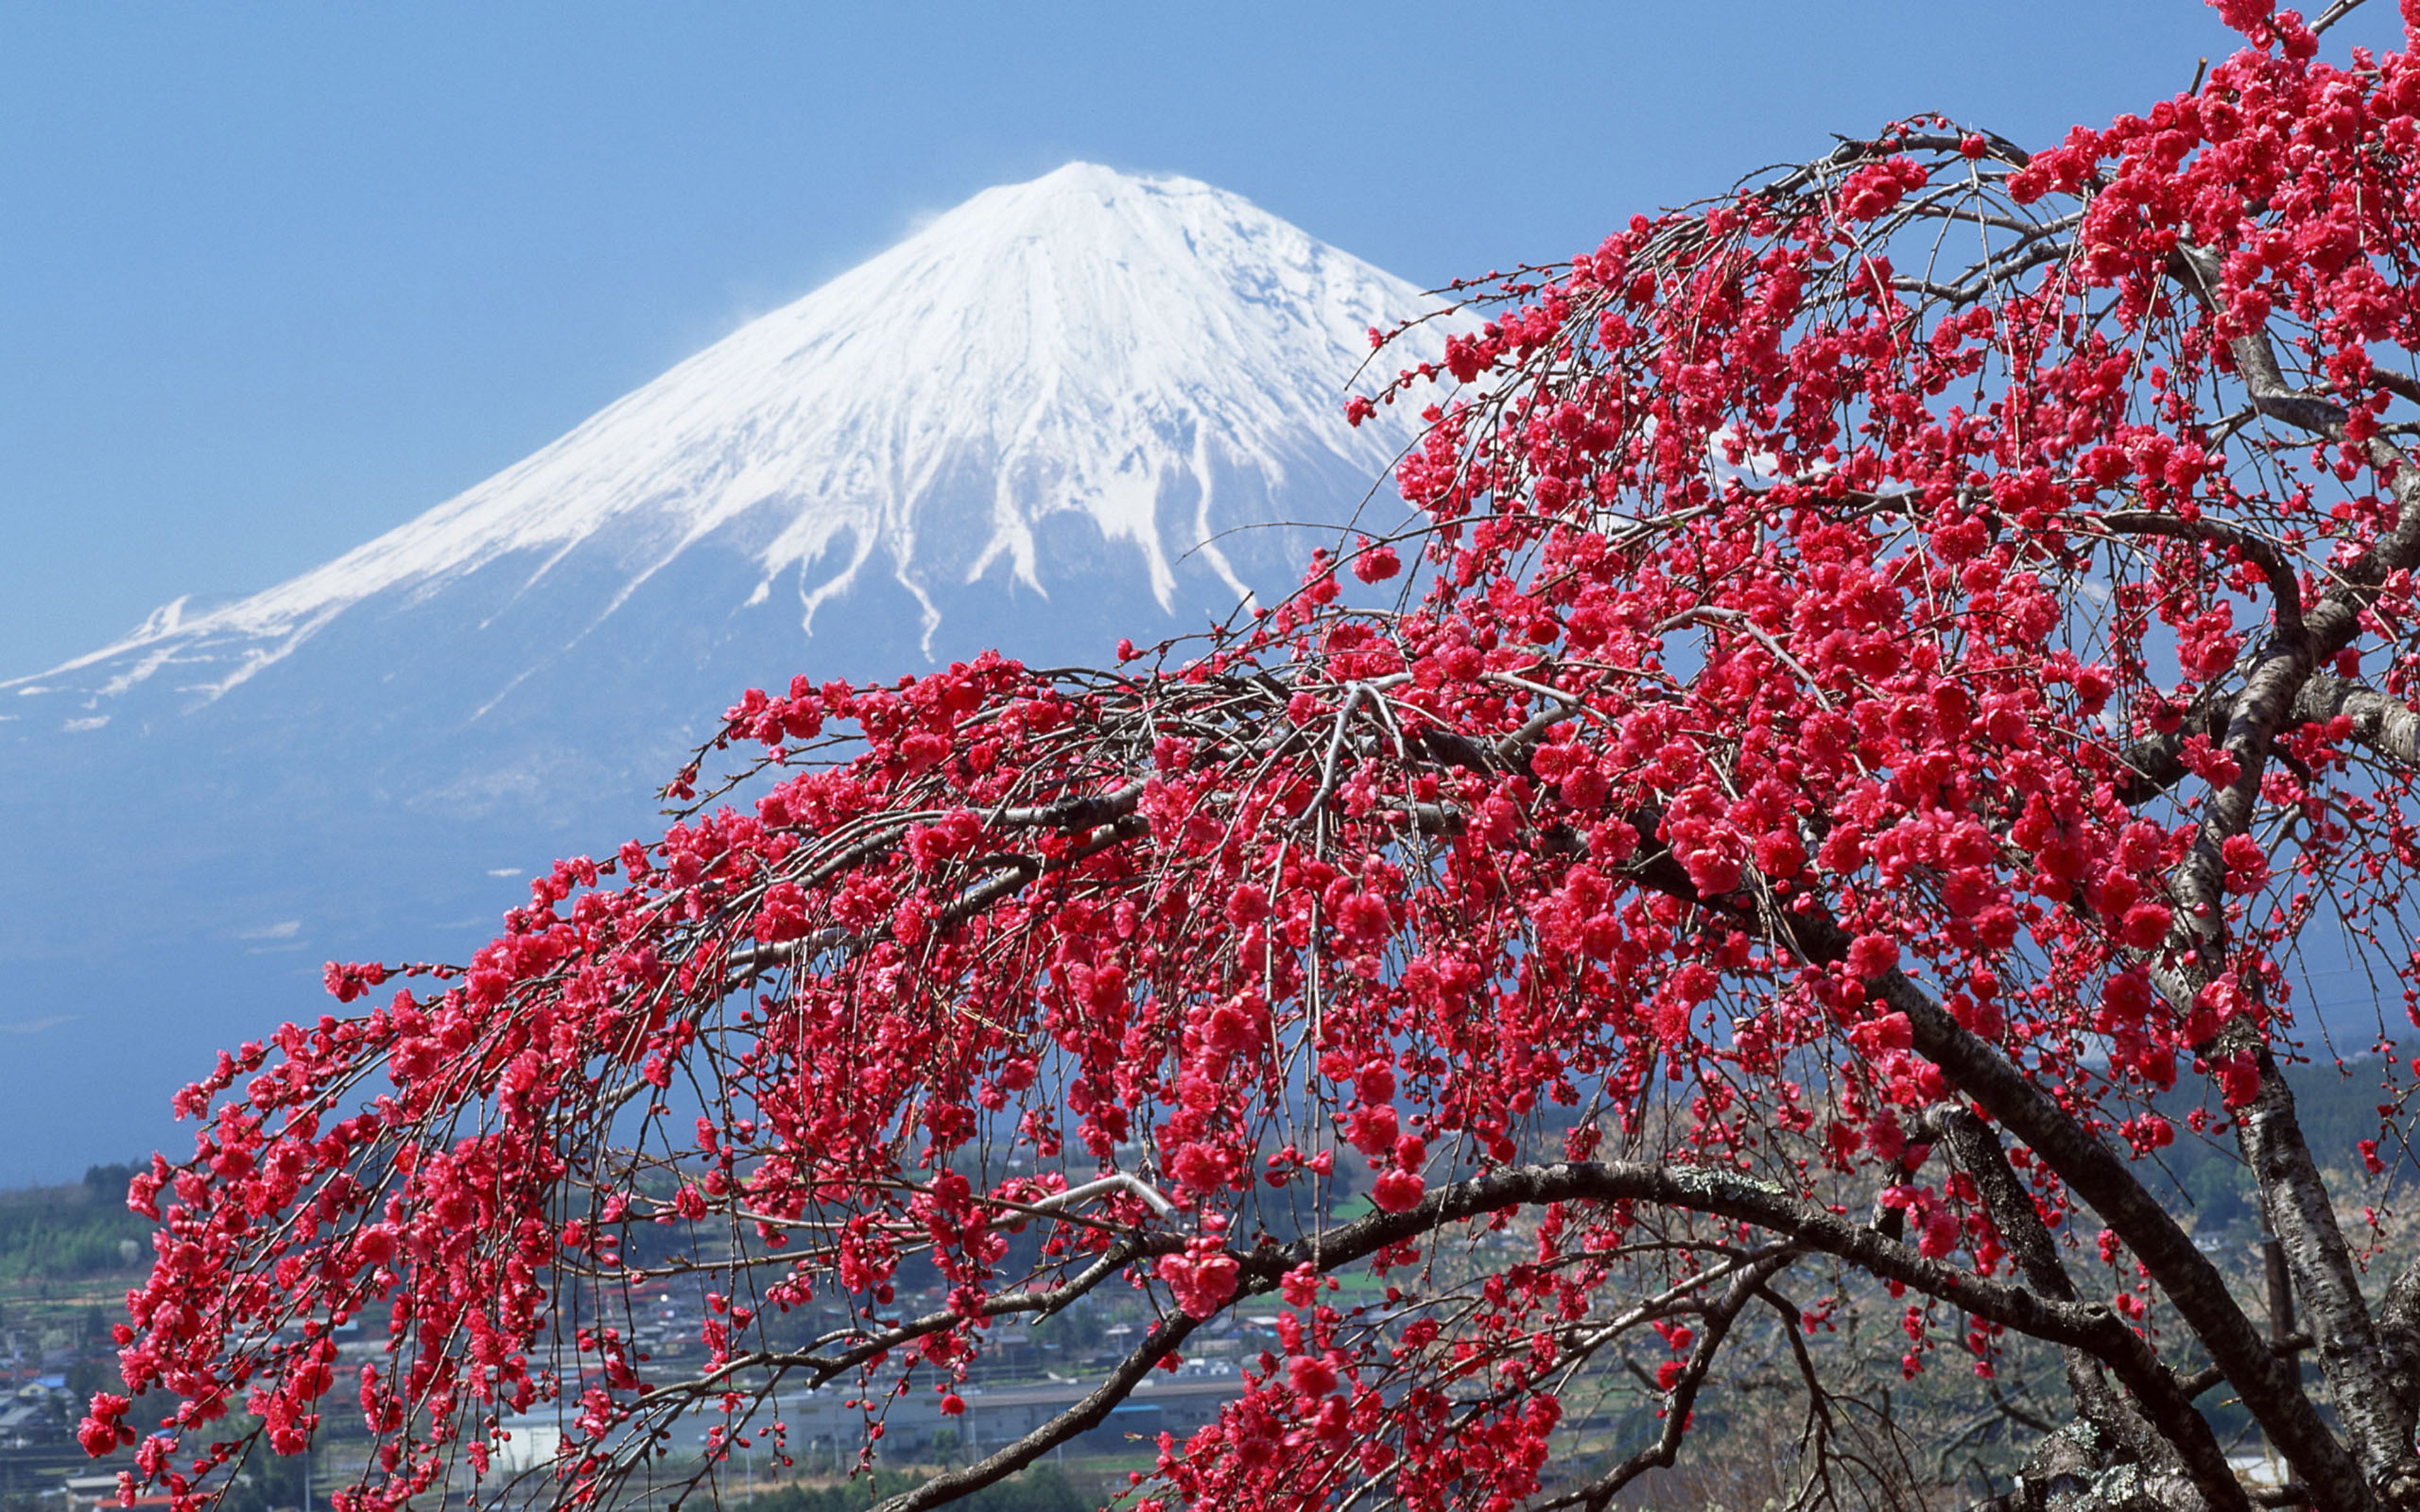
[1286,1355,1339,1399]
[1371,1169,1426,1213]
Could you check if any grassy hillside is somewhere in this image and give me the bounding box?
[0,1165,153,1283]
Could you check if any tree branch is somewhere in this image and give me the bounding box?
[1761,904,2368,1509]
[2293,674,2420,767]
[2094,510,2305,644]
[872,1159,2247,1512]
[1927,1105,2233,1512]
[1534,1251,1800,1512]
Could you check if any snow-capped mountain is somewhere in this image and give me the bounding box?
[22,162,1426,717]
[0,164,1444,1182]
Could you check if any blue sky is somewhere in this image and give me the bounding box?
[3,1,2402,677]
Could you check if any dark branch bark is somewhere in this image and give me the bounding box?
[1535,1251,1801,1512]
[1732,896,2371,1510]
[2095,510,2305,644]
[2380,1259,2420,1478]
[2293,674,2420,767]
[1929,1106,2220,1510]
[2111,673,2420,810]
[2081,240,2420,1510]
[869,1307,1207,1512]
[2179,1333,2310,1399]
[2236,1054,2420,1508]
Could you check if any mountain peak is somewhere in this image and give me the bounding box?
[956,160,1213,214]
[974,158,1161,197]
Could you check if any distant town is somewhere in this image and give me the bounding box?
[4,1060,2398,1512]
[0,1161,1266,1512]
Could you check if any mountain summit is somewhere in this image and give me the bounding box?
[0,165,1444,1181]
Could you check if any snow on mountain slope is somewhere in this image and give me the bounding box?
[15,163,1431,715]
[0,164,1447,1182]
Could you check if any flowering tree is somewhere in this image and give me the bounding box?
[83,4,2420,1511]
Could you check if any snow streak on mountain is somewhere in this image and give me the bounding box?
[0,164,1446,1182]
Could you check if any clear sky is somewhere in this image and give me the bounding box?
[2,1,2404,677]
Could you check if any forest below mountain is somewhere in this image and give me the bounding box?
[0,1166,151,1286]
